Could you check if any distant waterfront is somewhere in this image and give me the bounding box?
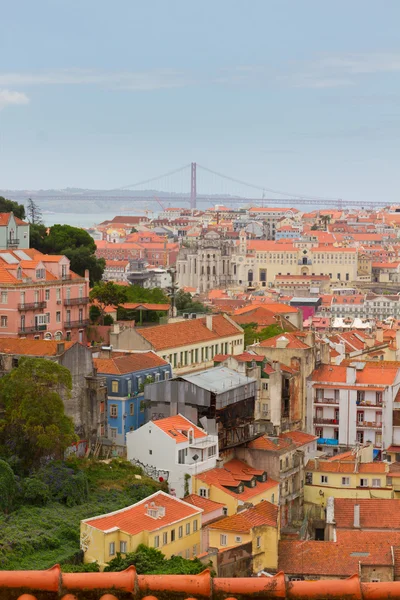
[42,212,124,228]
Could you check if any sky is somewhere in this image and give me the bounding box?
[1,0,400,203]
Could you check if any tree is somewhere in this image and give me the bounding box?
[320,215,331,231]
[175,289,208,314]
[89,281,128,324]
[26,198,43,224]
[0,196,26,220]
[242,322,285,347]
[29,223,105,285]
[0,358,77,473]
[0,460,17,513]
[104,544,209,575]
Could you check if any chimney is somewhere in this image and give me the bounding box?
[84,268,90,281]
[376,327,383,343]
[206,315,213,331]
[276,336,289,349]
[56,342,65,354]
[353,504,360,528]
[346,366,356,384]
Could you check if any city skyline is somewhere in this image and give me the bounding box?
[1,1,400,203]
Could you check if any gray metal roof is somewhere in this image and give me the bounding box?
[179,366,256,394]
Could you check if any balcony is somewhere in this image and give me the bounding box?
[313,417,339,426]
[18,324,47,335]
[18,301,47,311]
[357,400,383,408]
[314,397,339,405]
[357,421,382,429]
[7,238,19,247]
[64,297,90,306]
[64,319,90,329]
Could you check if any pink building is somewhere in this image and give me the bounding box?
[0,248,90,343]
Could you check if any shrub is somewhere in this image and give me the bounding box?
[23,478,50,506]
[0,459,17,513]
[36,461,89,506]
[61,561,100,572]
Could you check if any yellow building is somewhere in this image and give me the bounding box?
[304,455,393,515]
[207,500,279,574]
[193,459,279,516]
[81,491,202,569]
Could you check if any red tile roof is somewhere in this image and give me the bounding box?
[94,351,168,375]
[0,338,75,356]
[279,530,400,577]
[306,458,387,474]
[2,565,400,598]
[280,430,318,447]
[334,498,400,529]
[124,303,170,311]
[184,494,226,514]
[138,314,242,351]
[207,499,278,532]
[248,435,293,452]
[258,332,310,349]
[83,491,202,535]
[152,415,207,444]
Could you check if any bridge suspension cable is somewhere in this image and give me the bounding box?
[196,163,338,202]
[115,164,191,191]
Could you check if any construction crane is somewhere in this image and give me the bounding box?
[154,195,166,211]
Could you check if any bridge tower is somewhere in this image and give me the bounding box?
[190,162,197,209]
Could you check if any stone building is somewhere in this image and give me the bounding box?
[176,231,235,293]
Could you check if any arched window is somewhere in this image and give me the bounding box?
[213,266,216,275]
[207,266,210,275]
[248,270,253,283]
[201,266,204,275]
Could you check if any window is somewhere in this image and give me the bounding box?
[178,526,183,538]
[235,536,242,543]
[110,428,117,439]
[36,268,45,279]
[357,431,364,443]
[120,541,127,553]
[372,478,381,488]
[193,544,198,557]
[110,405,118,418]
[45,289,50,301]
[163,532,168,545]
[262,382,269,390]
[0,316,7,328]
[109,542,115,556]
[111,380,119,393]
[171,529,175,542]
[129,403,134,416]
[321,475,328,484]
[199,488,208,498]
[185,549,190,559]
[220,534,227,546]
[342,477,350,486]
[186,523,190,535]
[56,288,61,301]
[56,311,61,323]
[193,519,198,532]
[360,478,368,487]
[223,507,228,516]
[271,493,275,504]
[0,292,7,304]
[256,536,261,548]
[154,536,159,548]
[207,445,216,457]
[357,411,364,423]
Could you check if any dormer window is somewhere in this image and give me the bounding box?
[188,428,194,444]
[17,267,22,280]
[251,478,256,487]
[36,268,45,279]
[238,483,244,493]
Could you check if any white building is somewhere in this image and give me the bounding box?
[307,362,400,453]
[127,414,219,497]
[143,267,172,290]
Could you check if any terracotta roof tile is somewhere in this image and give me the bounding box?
[94,351,168,375]
[208,500,278,533]
[184,494,226,514]
[258,332,310,349]
[152,414,207,444]
[0,338,75,356]
[138,315,241,351]
[280,430,318,447]
[83,491,202,536]
[334,498,400,529]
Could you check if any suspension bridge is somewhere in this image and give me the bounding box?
[15,163,390,210]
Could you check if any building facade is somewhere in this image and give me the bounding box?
[94,351,172,447]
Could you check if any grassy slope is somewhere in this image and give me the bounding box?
[0,459,165,570]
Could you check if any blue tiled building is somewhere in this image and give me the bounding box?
[94,351,172,446]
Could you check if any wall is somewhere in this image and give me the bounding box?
[216,542,253,577]
[252,524,279,573]
[196,479,279,516]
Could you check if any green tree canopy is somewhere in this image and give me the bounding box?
[104,544,209,574]
[0,459,17,513]
[0,358,76,473]
[27,198,43,224]
[175,289,208,314]
[90,281,128,324]
[0,196,26,220]
[29,223,105,284]
[242,322,285,347]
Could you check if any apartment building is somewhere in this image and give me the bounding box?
[81,491,203,568]
[206,501,279,575]
[307,362,400,452]
[103,259,130,282]
[93,351,172,446]
[193,459,279,516]
[0,212,29,249]
[108,314,244,374]
[0,248,89,342]
[127,415,219,497]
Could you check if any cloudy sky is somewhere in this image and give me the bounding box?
[1,0,400,202]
